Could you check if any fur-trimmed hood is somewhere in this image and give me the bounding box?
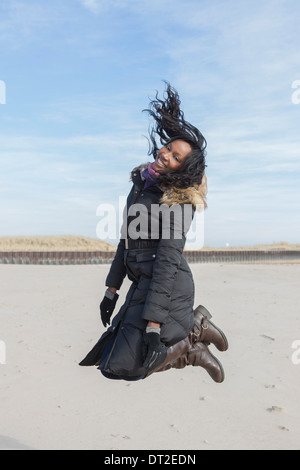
[130,163,207,211]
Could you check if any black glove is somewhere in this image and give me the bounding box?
[100,290,119,327]
[142,328,168,370]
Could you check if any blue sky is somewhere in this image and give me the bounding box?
[0,0,299,247]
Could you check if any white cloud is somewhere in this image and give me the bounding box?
[78,0,138,15]
[0,0,68,47]
[79,0,102,15]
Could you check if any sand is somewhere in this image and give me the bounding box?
[0,236,116,252]
[0,236,299,252]
[0,262,300,450]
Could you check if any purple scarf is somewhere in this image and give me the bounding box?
[141,163,160,189]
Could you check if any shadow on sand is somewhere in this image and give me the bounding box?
[0,435,34,450]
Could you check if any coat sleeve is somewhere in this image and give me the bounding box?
[105,193,130,290]
[105,185,133,290]
[142,203,194,325]
[105,238,127,290]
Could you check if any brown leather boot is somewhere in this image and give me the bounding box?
[148,337,225,383]
[145,338,190,377]
[187,342,225,383]
[190,305,228,352]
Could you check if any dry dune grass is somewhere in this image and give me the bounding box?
[0,236,116,252]
[0,236,299,252]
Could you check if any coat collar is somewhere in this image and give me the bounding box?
[130,163,207,211]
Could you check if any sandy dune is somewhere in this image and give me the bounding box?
[0,236,116,252]
[0,236,299,252]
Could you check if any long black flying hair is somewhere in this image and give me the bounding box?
[143,82,207,189]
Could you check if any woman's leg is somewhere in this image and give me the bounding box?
[147,336,225,383]
[146,305,227,383]
[145,338,189,377]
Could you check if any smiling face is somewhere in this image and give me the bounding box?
[152,139,192,173]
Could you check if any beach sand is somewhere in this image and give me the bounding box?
[0,262,300,450]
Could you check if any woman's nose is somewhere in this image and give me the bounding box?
[161,149,170,161]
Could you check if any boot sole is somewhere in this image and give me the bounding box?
[189,342,226,383]
[208,347,225,383]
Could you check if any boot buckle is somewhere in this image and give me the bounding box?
[193,324,202,337]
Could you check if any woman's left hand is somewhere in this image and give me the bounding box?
[100,289,119,327]
[142,326,167,370]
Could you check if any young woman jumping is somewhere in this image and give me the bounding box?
[80,83,228,381]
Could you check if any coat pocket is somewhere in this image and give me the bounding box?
[135,250,157,263]
[135,249,157,278]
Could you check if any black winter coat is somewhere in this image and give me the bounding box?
[80,164,207,380]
